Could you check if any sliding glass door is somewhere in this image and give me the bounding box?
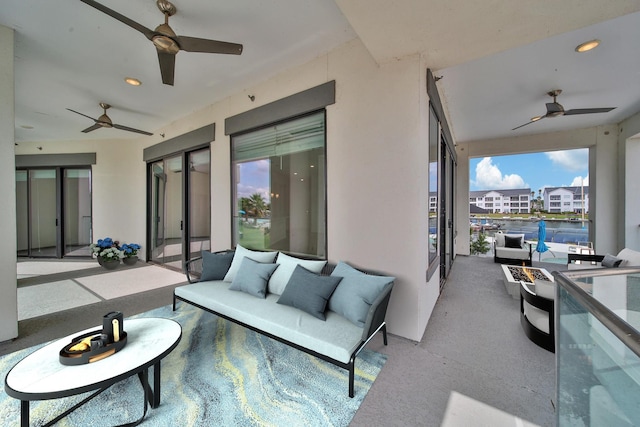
[63,169,93,256]
[16,167,92,258]
[148,148,210,270]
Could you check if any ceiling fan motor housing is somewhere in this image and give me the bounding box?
[546,102,565,117]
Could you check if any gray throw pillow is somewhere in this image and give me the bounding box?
[277,265,342,320]
[229,257,278,298]
[201,250,234,281]
[602,254,623,268]
[328,262,395,327]
[504,235,522,248]
[223,244,278,282]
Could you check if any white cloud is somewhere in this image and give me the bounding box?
[546,149,588,172]
[570,174,589,187]
[473,157,526,190]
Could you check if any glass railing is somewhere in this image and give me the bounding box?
[554,268,640,426]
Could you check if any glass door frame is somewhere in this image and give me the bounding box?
[16,166,93,258]
[146,146,210,272]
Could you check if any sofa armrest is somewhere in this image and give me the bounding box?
[361,281,394,341]
[185,256,203,283]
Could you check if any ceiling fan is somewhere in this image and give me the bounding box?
[79,0,243,86]
[512,89,616,130]
[67,103,153,136]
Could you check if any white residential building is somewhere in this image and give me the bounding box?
[469,188,532,214]
[543,186,589,214]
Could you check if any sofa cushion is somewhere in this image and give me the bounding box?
[268,252,327,295]
[505,235,523,248]
[223,244,277,282]
[328,261,395,327]
[229,257,278,298]
[201,250,234,281]
[617,248,640,267]
[277,265,342,320]
[495,247,531,260]
[175,281,365,364]
[602,254,623,268]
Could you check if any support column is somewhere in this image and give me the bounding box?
[0,24,18,341]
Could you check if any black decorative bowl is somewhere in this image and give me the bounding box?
[59,329,127,366]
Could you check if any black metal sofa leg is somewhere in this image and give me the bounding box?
[349,362,355,398]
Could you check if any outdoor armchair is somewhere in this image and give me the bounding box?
[493,232,533,266]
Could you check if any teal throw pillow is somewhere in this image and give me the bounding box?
[328,262,394,327]
[200,250,234,281]
[229,257,278,298]
[277,265,342,320]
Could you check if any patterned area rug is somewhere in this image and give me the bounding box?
[0,304,387,426]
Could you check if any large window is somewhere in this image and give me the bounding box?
[231,111,326,258]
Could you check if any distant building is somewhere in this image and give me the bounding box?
[469,188,532,214]
[543,186,589,214]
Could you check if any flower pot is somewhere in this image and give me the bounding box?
[122,256,138,266]
[101,259,120,270]
[97,256,104,266]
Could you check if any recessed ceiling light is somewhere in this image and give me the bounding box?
[124,77,142,86]
[575,39,600,53]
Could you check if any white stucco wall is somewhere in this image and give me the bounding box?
[0,25,18,342]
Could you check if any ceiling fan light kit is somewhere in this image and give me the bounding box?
[79,0,243,86]
[512,89,615,130]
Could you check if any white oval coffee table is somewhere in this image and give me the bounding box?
[4,317,182,427]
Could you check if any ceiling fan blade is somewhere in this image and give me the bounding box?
[176,36,243,55]
[67,108,98,122]
[512,117,545,131]
[79,0,156,40]
[563,107,616,116]
[113,123,153,136]
[157,51,176,86]
[82,124,102,133]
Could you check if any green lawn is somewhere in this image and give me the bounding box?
[238,225,270,250]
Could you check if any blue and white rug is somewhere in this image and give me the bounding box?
[0,304,387,426]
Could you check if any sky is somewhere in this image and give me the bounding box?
[469,148,589,194]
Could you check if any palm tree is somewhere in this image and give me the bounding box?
[247,193,267,224]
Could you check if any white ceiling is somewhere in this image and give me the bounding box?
[2,0,640,144]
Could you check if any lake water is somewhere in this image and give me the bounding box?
[471,218,589,244]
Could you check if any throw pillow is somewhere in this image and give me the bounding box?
[504,235,522,249]
[602,254,623,268]
[277,265,342,320]
[268,252,327,295]
[328,262,395,327]
[229,257,278,298]
[200,250,234,281]
[223,244,278,282]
